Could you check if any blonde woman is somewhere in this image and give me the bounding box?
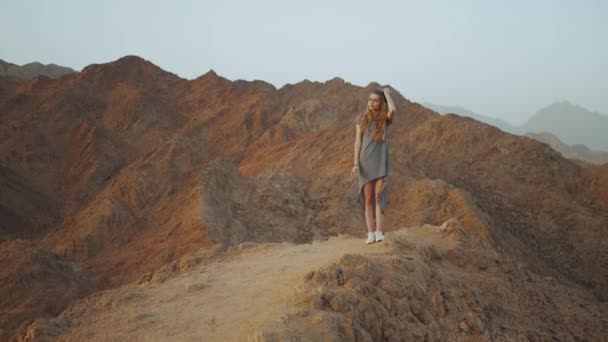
[351,88,396,244]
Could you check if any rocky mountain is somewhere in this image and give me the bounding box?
[526,131,608,165]
[1,55,607,340]
[14,222,608,341]
[426,101,608,156]
[0,59,76,80]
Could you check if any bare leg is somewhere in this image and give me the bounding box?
[374,177,384,232]
[363,181,375,233]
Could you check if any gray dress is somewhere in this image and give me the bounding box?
[355,114,393,220]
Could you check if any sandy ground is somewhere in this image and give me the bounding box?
[52,231,395,341]
[15,223,607,341]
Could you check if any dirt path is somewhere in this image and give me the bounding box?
[20,224,606,341]
[54,232,395,341]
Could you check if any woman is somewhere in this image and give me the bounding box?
[351,88,396,244]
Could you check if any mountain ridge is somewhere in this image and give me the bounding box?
[1,54,606,340]
[0,58,76,80]
[426,100,608,156]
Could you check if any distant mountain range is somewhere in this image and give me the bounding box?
[524,131,608,165]
[0,58,76,80]
[424,101,608,156]
[422,103,518,133]
[524,101,608,151]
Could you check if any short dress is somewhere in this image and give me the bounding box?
[355,113,393,220]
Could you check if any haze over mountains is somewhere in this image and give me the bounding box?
[422,103,518,134]
[1,55,607,340]
[524,131,608,166]
[424,101,608,155]
[0,59,76,80]
[525,101,608,151]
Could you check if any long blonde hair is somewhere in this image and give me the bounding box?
[359,90,389,141]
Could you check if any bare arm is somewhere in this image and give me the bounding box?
[350,123,361,180]
[384,88,397,121]
[354,123,362,165]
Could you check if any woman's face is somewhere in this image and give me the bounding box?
[368,93,382,113]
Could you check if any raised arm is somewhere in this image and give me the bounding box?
[384,88,397,121]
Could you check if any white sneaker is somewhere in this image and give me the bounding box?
[365,232,376,244]
[374,230,384,242]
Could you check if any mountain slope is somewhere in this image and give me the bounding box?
[422,102,517,133]
[1,54,607,339]
[525,131,608,165]
[425,101,608,157]
[240,109,608,300]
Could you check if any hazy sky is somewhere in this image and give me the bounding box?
[2,0,606,125]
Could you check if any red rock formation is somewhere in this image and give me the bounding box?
[1,55,606,339]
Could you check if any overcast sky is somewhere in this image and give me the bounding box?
[2,0,606,125]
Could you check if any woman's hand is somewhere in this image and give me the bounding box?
[383,87,396,113]
[351,165,360,180]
